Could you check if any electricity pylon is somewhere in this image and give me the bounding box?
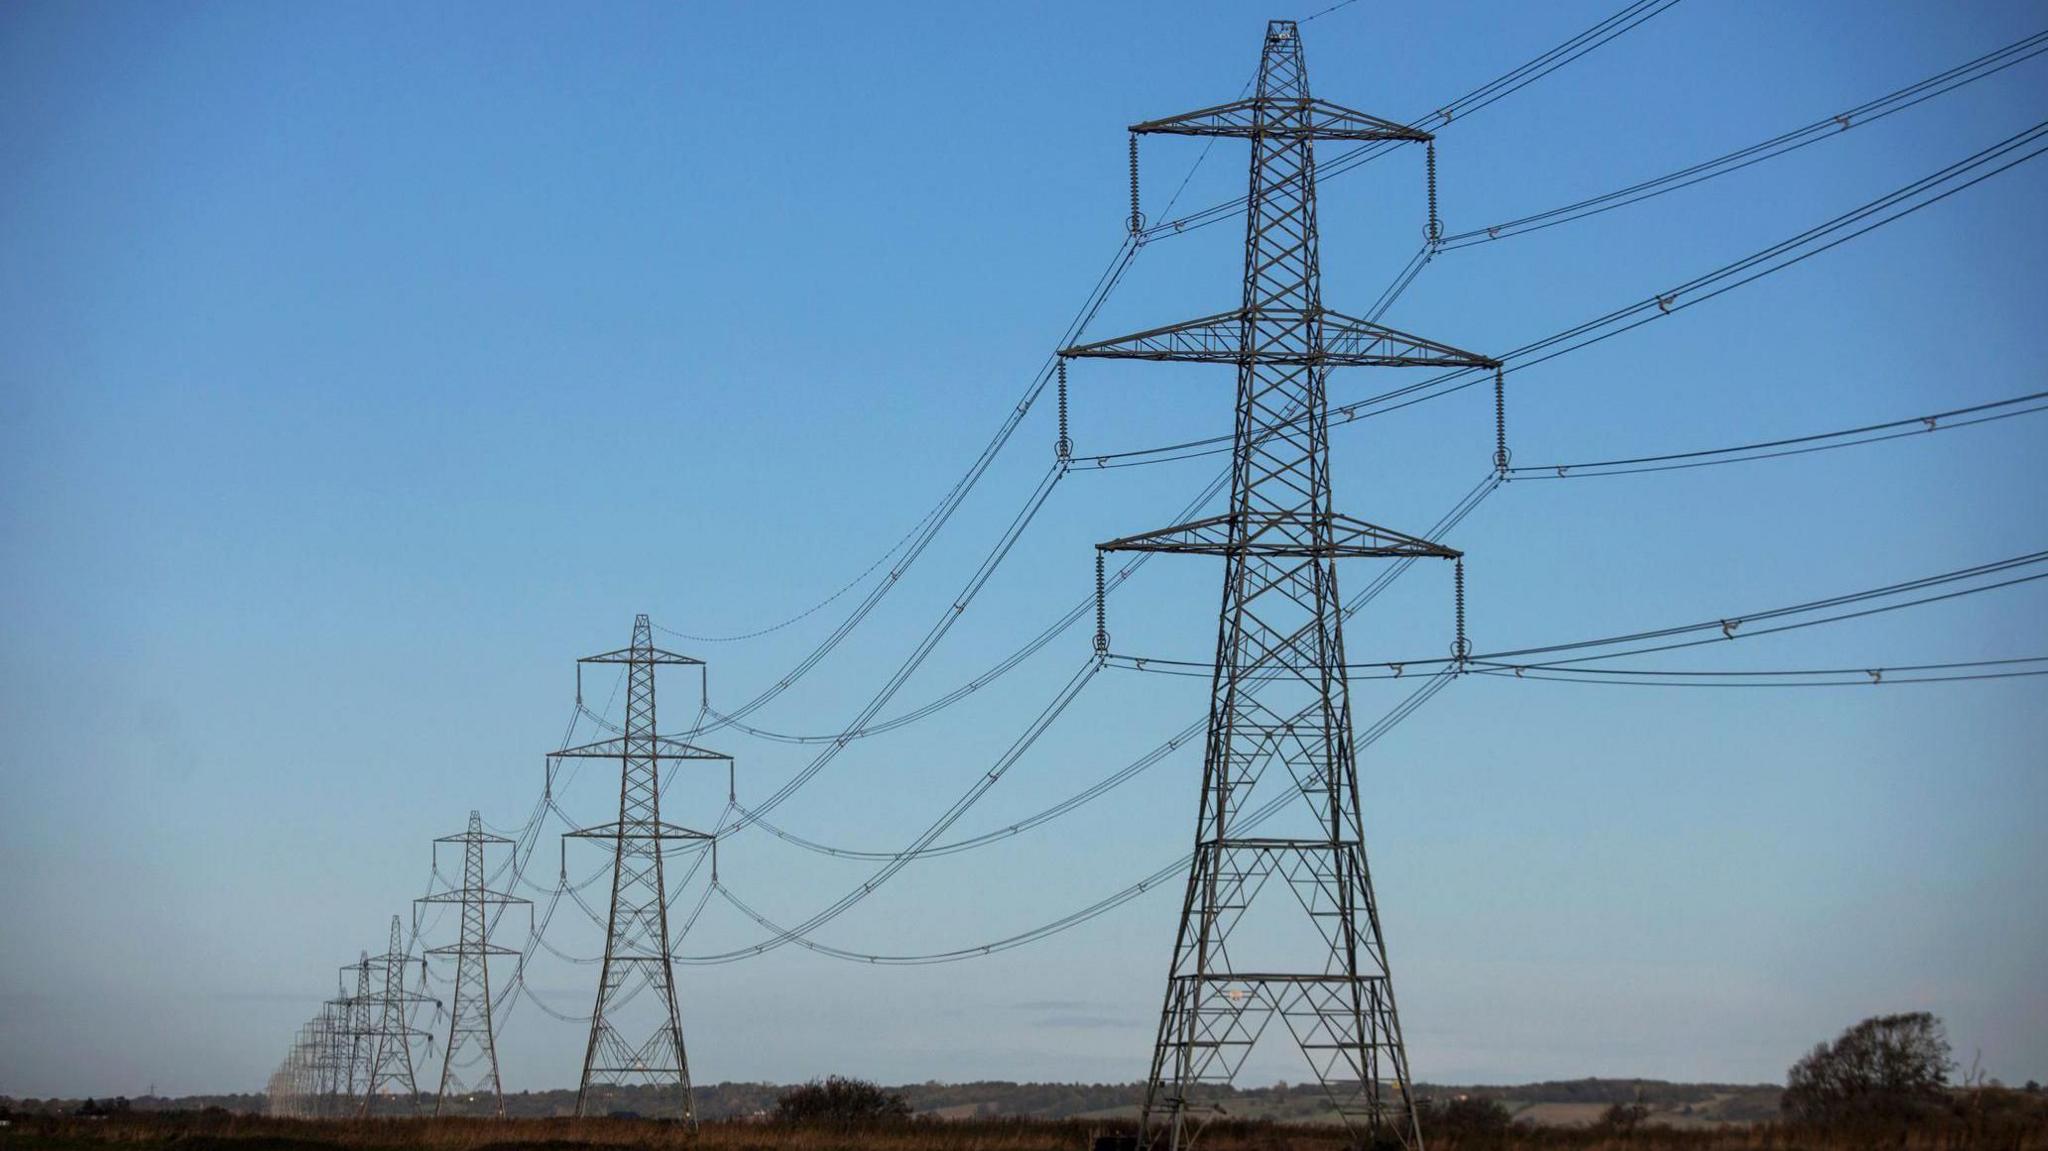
[1062,20,1498,1150]
[311,1002,352,1115]
[336,951,376,1104]
[358,914,439,1116]
[558,614,729,1122]
[415,811,530,1117]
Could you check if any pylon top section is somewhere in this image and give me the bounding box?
[1130,19,1429,143]
[579,612,699,667]
[434,810,517,846]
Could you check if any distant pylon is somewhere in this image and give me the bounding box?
[557,614,730,1122]
[358,914,439,1116]
[311,1002,351,1115]
[1063,19,1498,1151]
[415,811,530,1117]
[336,950,376,1103]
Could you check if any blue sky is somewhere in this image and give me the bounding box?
[2,0,2045,1099]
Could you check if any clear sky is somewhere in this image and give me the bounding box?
[2,0,2045,1100]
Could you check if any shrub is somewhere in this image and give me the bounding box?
[1782,1011,1952,1124]
[1416,1096,1512,1142]
[772,1076,912,1125]
[1598,1101,1650,1132]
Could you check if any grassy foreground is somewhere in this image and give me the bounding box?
[5,1112,2048,1151]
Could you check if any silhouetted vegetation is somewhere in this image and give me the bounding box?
[2,1106,2046,1150]
[772,1076,911,1125]
[1782,1011,1953,1124]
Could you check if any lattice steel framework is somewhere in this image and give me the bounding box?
[559,614,729,1122]
[336,950,375,1103]
[358,915,438,1116]
[416,811,529,1117]
[1063,20,1497,1151]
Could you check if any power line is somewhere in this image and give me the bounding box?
[676,658,1103,964]
[1481,550,2048,666]
[650,488,951,643]
[704,667,1463,968]
[1440,28,2048,248]
[1107,550,2048,676]
[1511,390,2048,479]
[1474,661,2048,688]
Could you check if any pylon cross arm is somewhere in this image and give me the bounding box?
[1321,308,1500,369]
[416,887,531,907]
[434,829,517,845]
[579,646,702,666]
[564,819,713,842]
[1058,306,1497,369]
[424,941,524,957]
[1059,308,1247,361]
[1131,96,1430,142]
[1098,512,1461,560]
[551,734,731,762]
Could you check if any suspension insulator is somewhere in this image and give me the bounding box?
[1426,141,1441,246]
[1094,551,1110,656]
[1128,134,1144,237]
[1452,558,1471,667]
[1493,367,1510,476]
[1056,359,1073,463]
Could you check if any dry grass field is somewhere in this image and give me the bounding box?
[4,1109,2047,1151]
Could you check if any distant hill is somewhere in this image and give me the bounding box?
[3,1078,1784,1127]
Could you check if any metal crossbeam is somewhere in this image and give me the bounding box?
[1134,96,1431,142]
[1063,307,1496,369]
[1099,512,1461,560]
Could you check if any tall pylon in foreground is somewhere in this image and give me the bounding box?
[1063,20,1498,1150]
[415,812,529,1116]
[558,614,729,1122]
[359,915,438,1116]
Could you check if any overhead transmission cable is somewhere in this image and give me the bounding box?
[738,551,2048,963]
[1439,28,2048,250]
[1471,655,2048,688]
[1510,390,2048,479]
[1111,549,2048,677]
[652,488,952,643]
[706,667,1461,966]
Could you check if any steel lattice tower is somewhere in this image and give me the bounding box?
[1063,20,1497,1150]
[415,811,530,1117]
[557,614,729,1122]
[359,915,438,1116]
[337,951,376,1104]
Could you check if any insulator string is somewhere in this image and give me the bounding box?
[1057,359,1072,462]
[1094,551,1110,657]
[1427,140,1441,246]
[1128,134,1144,236]
[1454,558,1471,668]
[1493,367,1510,475]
